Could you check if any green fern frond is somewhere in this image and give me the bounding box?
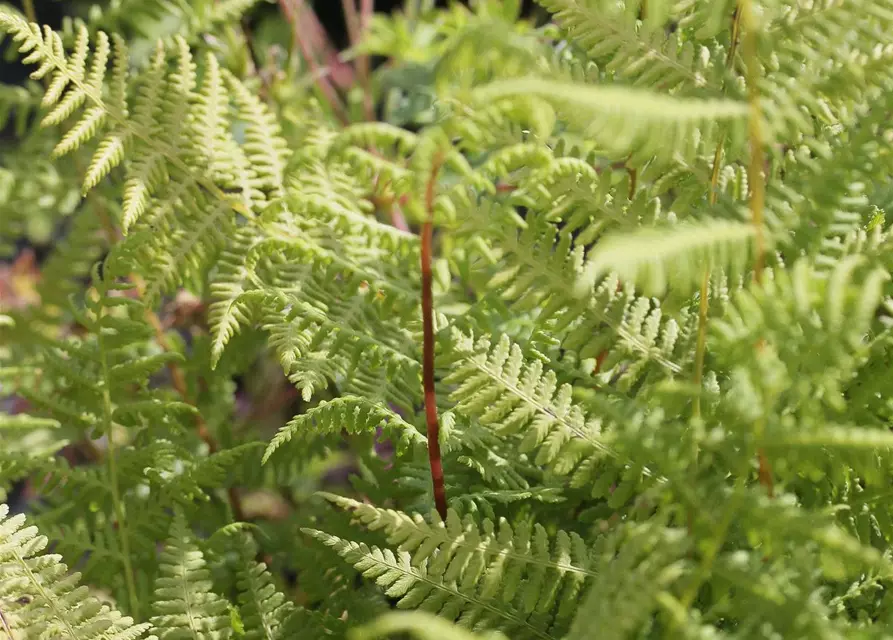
[0,13,280,304]
[234,535,295,640]
[565,522,689,640]
[318,492,595,627]
[0,503,154,640]
[351,611,508,640]
[442,329,615,468]
[454,202,694,381]
[539,0,729,94]
[263,395,424,465]
[302,529,556,640]
[576,218,757,297]
[0,414,60,430]
[473,78,747,164]
[149,513,233,639]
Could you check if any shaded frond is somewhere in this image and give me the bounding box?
[149,513,233,639]
[263,395,424,464]
[234,535,295,640]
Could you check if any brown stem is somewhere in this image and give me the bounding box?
[358,0,375,120]
[341,0,361,44]
[421,154,447,521]
[279,0,349,124]
[593,349,609,375]
[138,292,246,521]
[740,0,765,284]
[757,447,774,497]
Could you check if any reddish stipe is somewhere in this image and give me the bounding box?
[421,155,448,521]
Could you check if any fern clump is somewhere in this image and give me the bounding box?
[3,0,893,637]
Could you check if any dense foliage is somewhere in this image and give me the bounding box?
[3,0,893,637]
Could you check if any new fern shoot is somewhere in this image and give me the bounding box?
[2,0,893,638]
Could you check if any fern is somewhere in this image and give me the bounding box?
[0,503,153,640]
[149,513,232,639]
[474,77,747,165]
[3,0,893,637]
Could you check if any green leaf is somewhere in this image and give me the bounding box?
[575,218,757,297]
[473,77,748,163]
[350,612,509,640]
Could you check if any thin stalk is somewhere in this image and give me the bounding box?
[405,0,423,22]
[21,0,35,23]
[239,18,271,98]
[342,0,376,130]
[358,0,375,120]
[0,606,15,640]
[94,195,247,521]
[692,267,710,419]
[421,154,447,521]
[740,0,766,283]
[97,305,139,617]
[673,477,746,625]
[739,0,773,495]
[342,0,361,42]
[692,6,743,421]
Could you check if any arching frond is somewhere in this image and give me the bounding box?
[577,218,757,297]
[474,78,747,165]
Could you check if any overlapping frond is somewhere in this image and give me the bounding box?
[303,529,558,639]
[318,493,595,628]
[539,0,732,94]
[3,0,893,638]
[565,522,688,640]
[0,12,286,305]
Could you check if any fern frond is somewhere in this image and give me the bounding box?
[0,503,154,640]
[565,522,689,640]
[539,0,729,94]
[149,512,233,639]
[0,13,281,304]
[263,395,424,465]
[457,205,694,382]
[234,535,295,640]
[442,329,615,468]
[576,218,757,297]
[319,492,595,630]
[351,611,508,640]
[474,78,747,164]
[302,530,556,640]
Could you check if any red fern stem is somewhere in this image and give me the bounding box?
[421,155,448,521]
